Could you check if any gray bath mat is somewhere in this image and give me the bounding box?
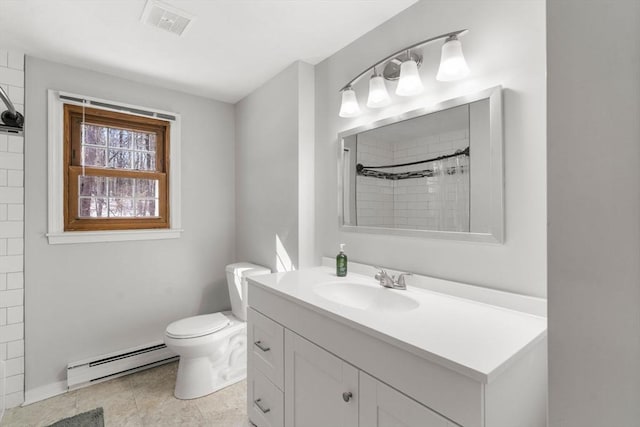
[46,407,104,427]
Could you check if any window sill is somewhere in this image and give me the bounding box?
[47,228,183,245]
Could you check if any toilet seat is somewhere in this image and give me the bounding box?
[166,312,230,339]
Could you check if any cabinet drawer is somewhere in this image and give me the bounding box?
[248,308,285,389]
[248,370,284,427]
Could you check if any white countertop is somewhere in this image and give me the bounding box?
[248,266,547,383]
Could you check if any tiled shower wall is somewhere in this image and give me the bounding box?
[356,139,394,227]
[0,49,25,408]
[356,128,469,231]
[393,130,469,231]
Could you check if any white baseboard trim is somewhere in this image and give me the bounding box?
[23,381,67,406]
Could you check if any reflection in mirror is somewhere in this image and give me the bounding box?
[340,86,502,242]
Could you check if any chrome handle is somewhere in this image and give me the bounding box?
[254,398,271,414]
[254,341,271,352]
[396,272,413,287]
[342,391,353,402]
[374,266,389,282]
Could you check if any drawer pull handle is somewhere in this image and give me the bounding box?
[255,398,271,414]
[342,391,353,402]
[254,341,271,352]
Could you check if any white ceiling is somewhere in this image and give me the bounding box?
[0,0,418,103]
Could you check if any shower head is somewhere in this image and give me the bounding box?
[0,86,24,128]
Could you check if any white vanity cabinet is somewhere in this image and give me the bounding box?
[247,267,547,427]
[248,307,452,427]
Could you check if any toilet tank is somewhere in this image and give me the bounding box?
[225,262,271,321]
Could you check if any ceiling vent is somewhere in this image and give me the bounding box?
[140,0,193,36]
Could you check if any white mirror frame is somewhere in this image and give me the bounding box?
[338,85,504,243]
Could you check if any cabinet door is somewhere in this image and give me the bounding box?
[360,372,455,427]
[284,330,358,427]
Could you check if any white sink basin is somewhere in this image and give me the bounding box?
[313,281,419,312]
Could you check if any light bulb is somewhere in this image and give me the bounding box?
[339,87,361,118]
[339,88,361,118]
[366,75,390,108]
[395,59,423,97]
[436,36,470,81]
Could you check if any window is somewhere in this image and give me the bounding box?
[47,90,182,244]
[64,104,170,231]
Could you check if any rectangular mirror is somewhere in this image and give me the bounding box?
[339,86,503,243]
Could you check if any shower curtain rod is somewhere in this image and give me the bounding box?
[357,165,467,180]
[356,146,469,172]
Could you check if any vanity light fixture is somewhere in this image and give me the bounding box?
[366,68,391,108]
[396,51,424,97]
[436,35,470,81]
[338,29,470,117]
[339,86,361,118]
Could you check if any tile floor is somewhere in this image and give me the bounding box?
[1,362,248,427]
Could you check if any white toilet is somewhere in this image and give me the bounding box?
[164,262,270,400]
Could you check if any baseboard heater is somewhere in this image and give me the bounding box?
[67,341,178,390]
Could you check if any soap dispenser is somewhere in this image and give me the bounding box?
[336,243,347,277]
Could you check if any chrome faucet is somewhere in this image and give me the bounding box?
[395,272,413,290]
[374,268,395,288]
[374,268,412,290]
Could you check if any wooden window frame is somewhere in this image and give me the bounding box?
[63,104,171,231]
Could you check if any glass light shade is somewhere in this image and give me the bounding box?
[339,88,361,118]
[436,37,470,81]
[366,75,390,108]
[395,60,423,97]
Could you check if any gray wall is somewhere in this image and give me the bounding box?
[314,0,547,297]
[235,61,314,272]
[547,1,640,425]
[24,57,236,391]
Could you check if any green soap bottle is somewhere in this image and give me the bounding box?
[336,243,347,277]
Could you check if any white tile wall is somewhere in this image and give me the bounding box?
[356,138,394,227]
[393,130,470,231]
[0,49,24,408]
[355,129,470,231]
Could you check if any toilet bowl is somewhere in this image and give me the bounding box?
[164,263,271,400]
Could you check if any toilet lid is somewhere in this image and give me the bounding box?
[166,313,230,339]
